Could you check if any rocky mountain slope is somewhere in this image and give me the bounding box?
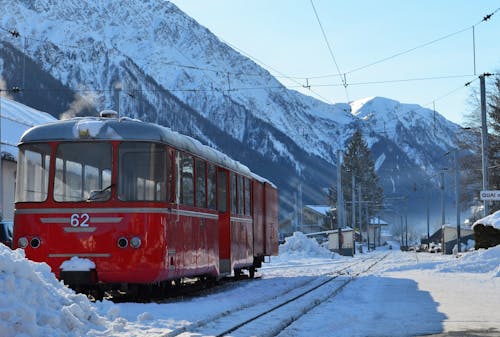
[0,0,469,225]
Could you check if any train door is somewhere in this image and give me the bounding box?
[217,168,231,276]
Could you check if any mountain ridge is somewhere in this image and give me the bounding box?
[0,0,471,227]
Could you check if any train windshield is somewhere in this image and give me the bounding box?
[54,142,112,202]
[16,144,51,202]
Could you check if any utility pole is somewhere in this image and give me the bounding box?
[358,185,362,245]
[114,82,122,118]
[351,175,356,229]
[426,191,430,244]
[405,214,408,247]
[480,74,490,216]
[440,171,445,228]
[351,174,356,255]
[365,203,370,251]
[454,151,461,253]
[400,215,404,246]
[298,183,303,231]
[336,150,343,252]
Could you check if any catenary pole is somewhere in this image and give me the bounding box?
[440,171,445,228]
[480,74,490,216]
[454,151,461,253]
[336,150,343,252]
[426,191,430,244]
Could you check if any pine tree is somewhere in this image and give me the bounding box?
[336,129,384,229]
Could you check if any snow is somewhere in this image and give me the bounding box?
[0,97,56,159]
[60,257,96,272]
[0,245,104,337]
[304,205,331,216]
[276,231,335,260]
[0,0,466,175]
[1,233,499,336]
[473,209,500,229]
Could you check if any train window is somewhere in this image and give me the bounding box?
[245,178,251,216]
[118,142,167,201]
[167,149,174,202]
[54,143,112,202]
[237,175,244,215]
[230,172,237,214]
[180,153,194,206]
[207,164,216,210]
[195,158,206,208]
[15,144,51,202]
[217,170,227,212]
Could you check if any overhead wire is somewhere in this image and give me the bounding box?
[309,0,349,102]
[0,6,498,113]
[345,7,500,75]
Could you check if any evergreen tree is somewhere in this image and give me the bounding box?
[334,129,384,229]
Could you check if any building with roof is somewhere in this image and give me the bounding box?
[0,97,56,220]
[302,205,333,234]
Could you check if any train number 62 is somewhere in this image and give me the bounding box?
[70,213,90,227]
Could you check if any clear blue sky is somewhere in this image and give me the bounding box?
[169,0,500,125]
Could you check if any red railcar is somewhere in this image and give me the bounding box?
[13,112,278,293]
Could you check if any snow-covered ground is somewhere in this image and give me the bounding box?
[1,232,499,337]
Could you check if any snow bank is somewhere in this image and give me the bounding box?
[472,209,500,229]
[438,245,500,276]
[60,256,96,271]
[279,232,334,259]
[0,245,105,337]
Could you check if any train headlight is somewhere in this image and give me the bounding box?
[130,237,142,249]
[30,237,41,248]
[117,237,128,248]
[18,237,29,249]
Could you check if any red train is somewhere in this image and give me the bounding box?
[13,111,278,296]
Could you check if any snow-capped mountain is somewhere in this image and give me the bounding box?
[0,0,470,223]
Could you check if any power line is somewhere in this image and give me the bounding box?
[218,37,334,103]
[309,0,349,102]
[1,6,498,113]
[345,8,500,75]
[309,74,475,88]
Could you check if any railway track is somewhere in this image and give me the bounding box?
[168,254,388,337]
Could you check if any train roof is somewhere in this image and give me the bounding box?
[19,115,253,177]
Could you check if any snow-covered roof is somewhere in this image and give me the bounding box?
[0,97,56,160]
[472,210,500,230]
[20,115,253,178]
[304,205,332,216]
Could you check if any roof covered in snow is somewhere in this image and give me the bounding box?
[473,210,500,230]
[304,205,332,216]
[0,97,56,160]
[20,114,253,177]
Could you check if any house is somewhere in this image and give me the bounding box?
[0,97,56,220]
[302,205,332,234]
